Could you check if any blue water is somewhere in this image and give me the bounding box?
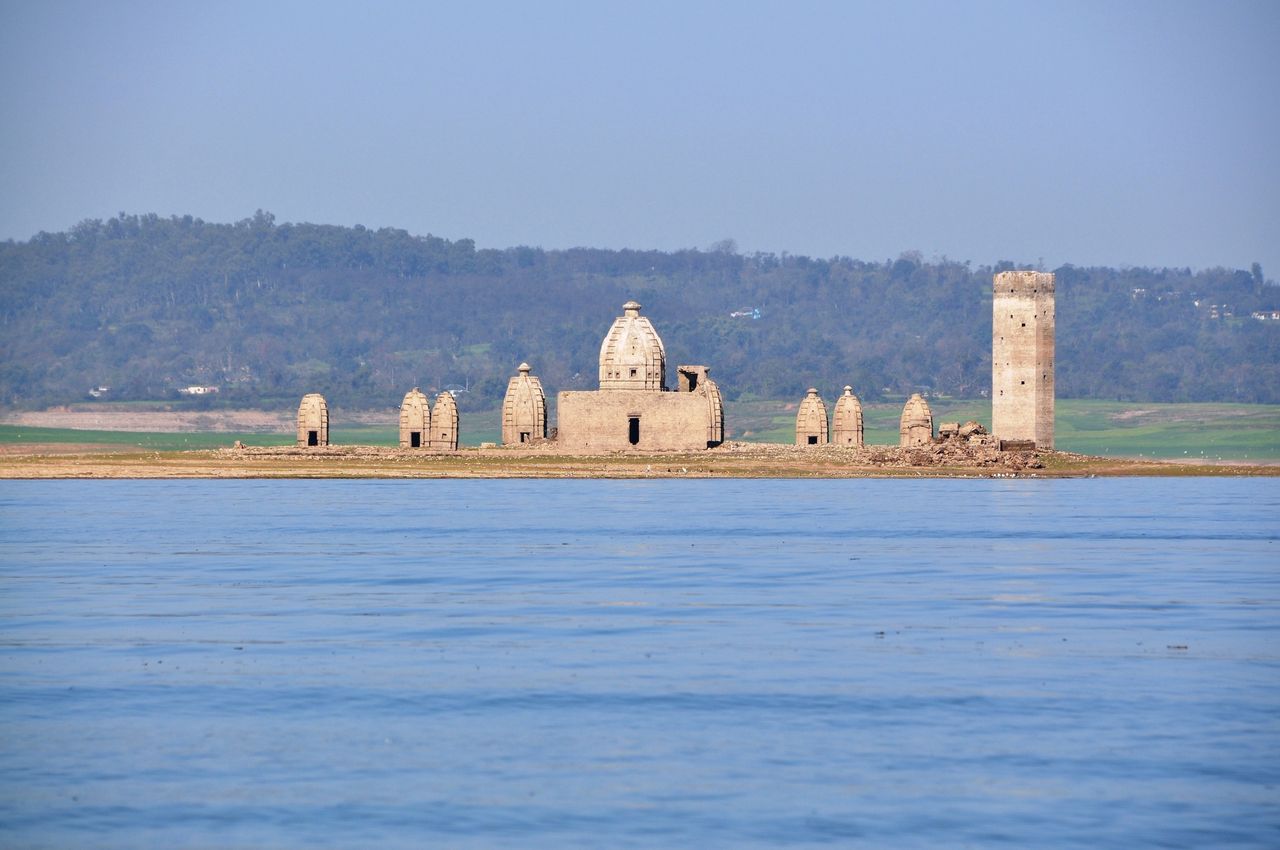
[0,479,1277,848]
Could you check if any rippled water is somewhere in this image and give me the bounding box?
[1,479,1277,848]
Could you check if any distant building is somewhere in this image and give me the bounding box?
[179,385,219,395]
[399,388,431,448]
[899,393,933,447]
[795,388,828,446]
[296,393,329,447]
[431,391,459,450]
[556,301,725,451]
[502,363,548,445]
[832,386,864,447]
[992,270,1054,449]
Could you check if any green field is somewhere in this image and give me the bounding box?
[2,400,1276,461]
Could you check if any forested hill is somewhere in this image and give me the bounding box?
[1,212,1277,410]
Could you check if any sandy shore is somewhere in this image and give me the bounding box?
[1,442,1274,479]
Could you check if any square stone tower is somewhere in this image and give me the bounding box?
[992,271,1055,448]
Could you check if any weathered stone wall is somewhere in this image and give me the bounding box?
[502,363,548,445]
[795,388,829,445]
[431,391,459,450]
[557,390,717,452]
[399,388,431,448]
[899,393,933,447]
[992,270,1055,448]
[832,386,864,447]
[296,393,329,447]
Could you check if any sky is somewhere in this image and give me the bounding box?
[1,0,1277,274]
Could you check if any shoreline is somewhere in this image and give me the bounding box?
[1,443,1275,479]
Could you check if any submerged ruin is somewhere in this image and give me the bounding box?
[832,386,864,448]
[556,301,724,451]
[296,393,329,447]
[502,363,548,445]
[795,388,829,446]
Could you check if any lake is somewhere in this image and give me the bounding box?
[1,479,1277,848]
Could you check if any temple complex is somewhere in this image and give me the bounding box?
[556,301,724,451]
[431,391,459,449]
[832,386,864,447]
[795,388,829,445]
[501,363,548,445]
[296,393,329,447]
[992,270,1055,448]
[899,393,933,447]
[399,388,431,448]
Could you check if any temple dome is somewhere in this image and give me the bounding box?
[599,300,666,391]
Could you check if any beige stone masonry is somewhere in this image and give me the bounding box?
[992,270,1055,448]
[431,391,459,450]
[502,363,548,445]
[556,301,727,451]
[296,393,329,447]
[399,388,431,448]
[832,386,864,447]
[899,393,933,447]
[796,388,829,446]
[599,300,666,391]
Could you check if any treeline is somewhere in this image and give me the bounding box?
[1,211,1277,410]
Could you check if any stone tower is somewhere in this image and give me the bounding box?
[599,300,666,391]
[431,391,459,450]
[296,393,329,447]
[795,388,829,446]
[832,386,864,447]
[992,270,1055,448]
[502,363,548,445]
[899,393,933,447]
[399,388,431,448]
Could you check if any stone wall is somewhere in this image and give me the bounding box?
[557,390,718,452]
[992,271,1055,448]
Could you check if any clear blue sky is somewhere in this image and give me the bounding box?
[1,0,1277,274]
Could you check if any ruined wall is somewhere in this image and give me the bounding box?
[502,363,548,445]
[899,393,933,447]
[832,386,864,447]
[296,393,329,447]
[557,390,717,452]
[598,301,667,391]
[992,270,1055,448]
[431,391,459,450]
[399,388,431,448]
[795,388,829,445]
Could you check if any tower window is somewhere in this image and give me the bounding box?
[628,417,640,445]
[630,368,637,378]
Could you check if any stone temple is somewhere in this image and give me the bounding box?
[556,301,724,451]
[992,270,1055,448]
[899,393,933,447]
[432,391,459,450]
[399,388,431,448]
[795,388,828,445]
[296,393,329,447]
[832,386,864,447]
[502,363,547,445]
